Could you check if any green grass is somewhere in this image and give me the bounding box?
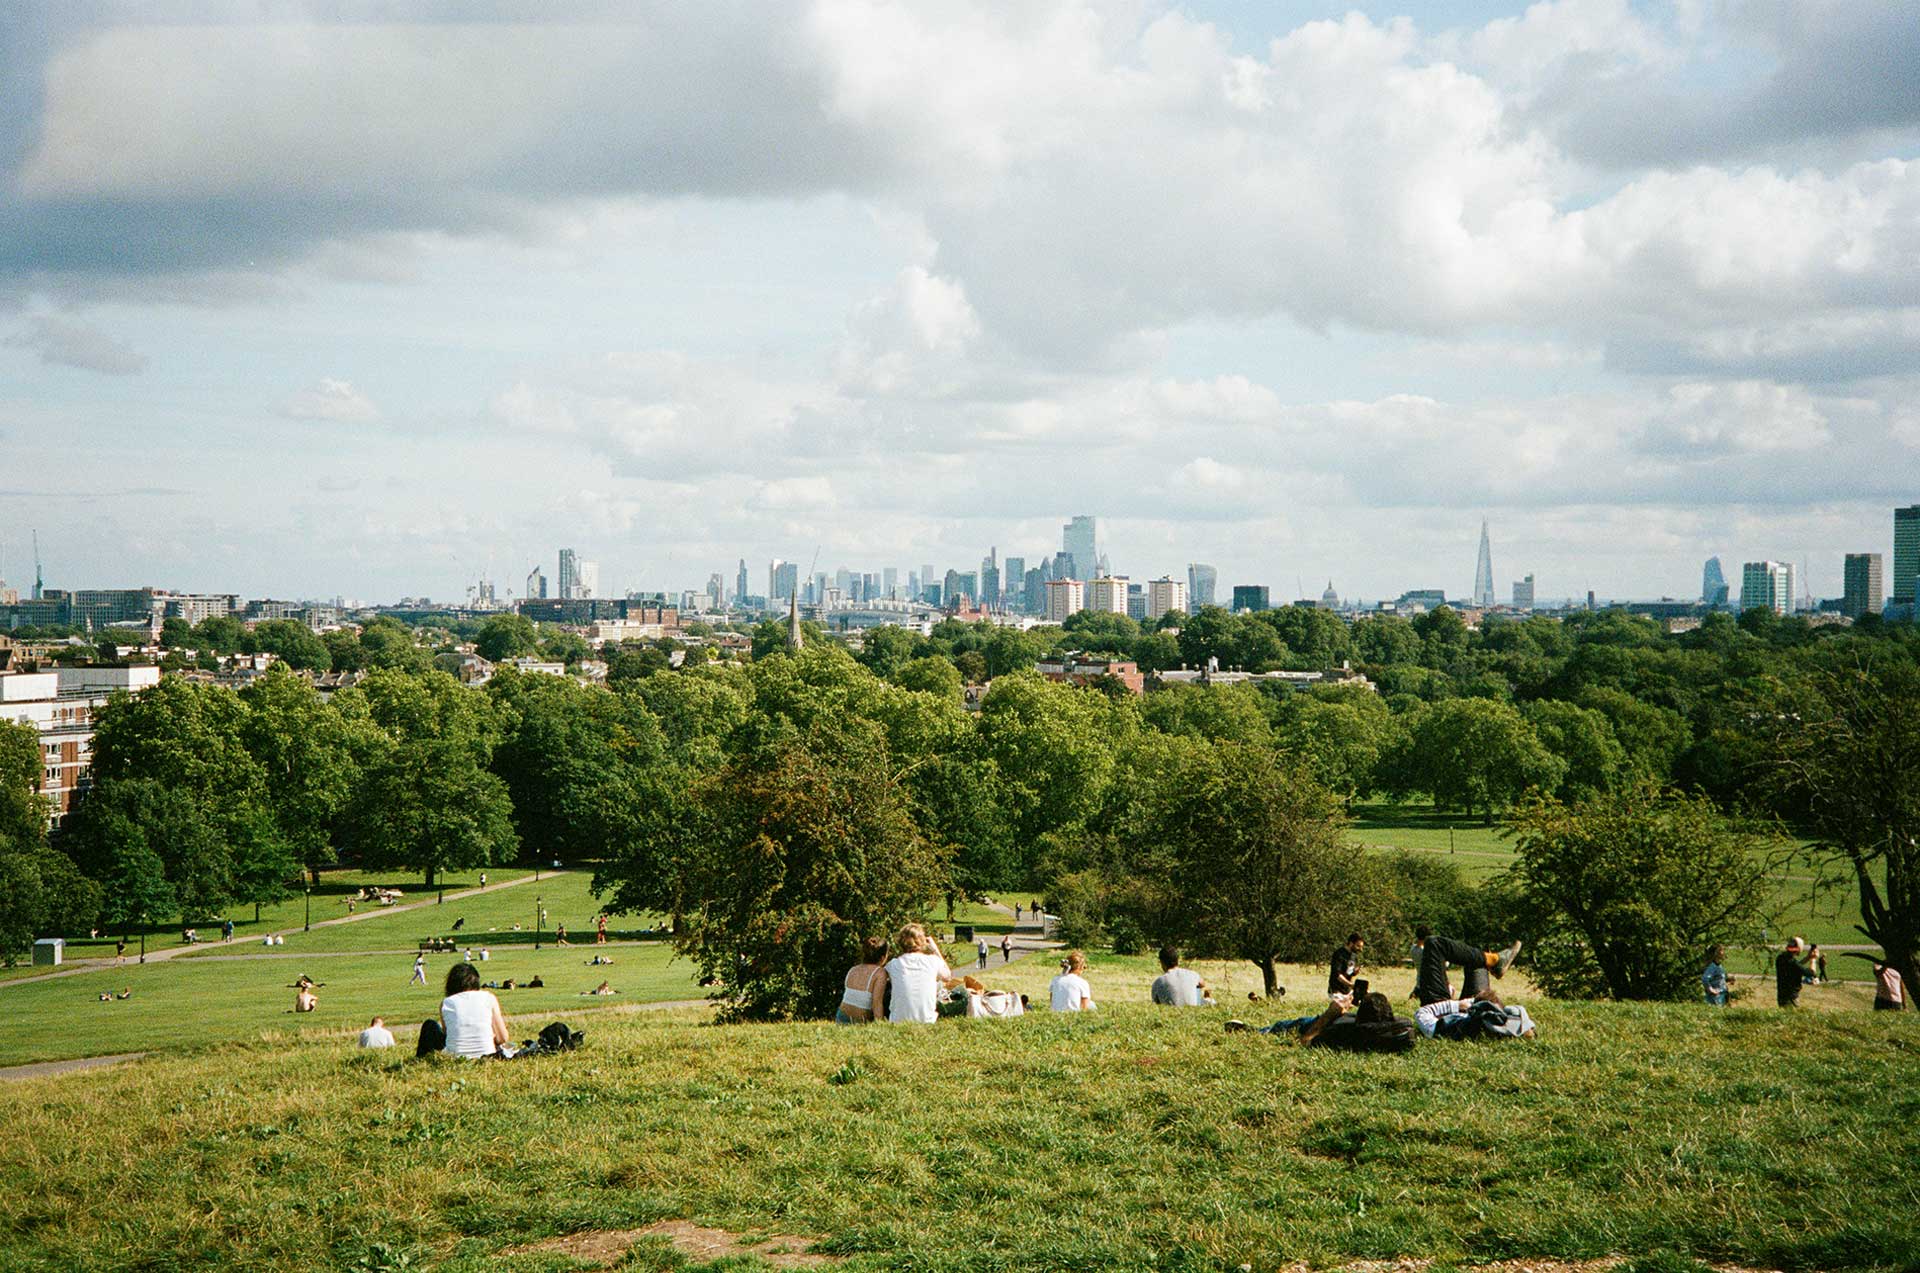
[0,979,1912,1272]
[0,941,702,1066]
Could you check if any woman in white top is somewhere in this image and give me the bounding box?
[837,937,890,1024]
[883,924,963,1024]
[439,962,510,1058]
[1050,950,1095,1012]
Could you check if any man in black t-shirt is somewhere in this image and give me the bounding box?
[1328,933,1364,997]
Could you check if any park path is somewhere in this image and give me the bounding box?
[0,1052,147,1083]
[0,871,562,993]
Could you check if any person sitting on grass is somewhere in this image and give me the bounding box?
[837,936,889,1025]
[418,961,510,1059]
[295,986,318,1013]
[1414,988,1537,1040]
[883,924,963,1024]
[1050,950,1096,1012]
[1328,933,1364,999]
[1412,925,1522,1006]
[1702,946,1730,1006]
[582,981,616,996]
[1227,991,1415,1053]
[1150,947,1208,1007]
[359,1017,395,1048]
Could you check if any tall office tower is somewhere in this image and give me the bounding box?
[772,561,800,601]
[736,559,749,605]
[907,570,920,600]
[1741,561,1795,615]
[1895,505,1920,603]
[979,556,1000,607]
[1187,563,1217,609]
[1472,520,1495,608]
[557,548,580,599]
[1002,557,1025,608]
[1063,515,1098,579]
[1086,576,1129,614]
[578,560,600,599]
[1044,578,1084,621]
[945,568,978,603]
[862,573,879,603]
[1842,554,1884,618]
[1512,574,1535,611]
[883,567,898,600]
[1024,566,1046,613]
[1701,557,1730,607]
[706,573,725,608]
[525,565,548,600]
[1145,577,1187,620]
[920,565,935,597]
[1052,551,1076,581]
[1231,585,1270,613]
[768,559,784,601]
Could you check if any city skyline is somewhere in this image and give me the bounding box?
[3,5,1917,603]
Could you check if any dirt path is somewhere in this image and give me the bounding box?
[0,871,560,992]
[0,1052,146,1083]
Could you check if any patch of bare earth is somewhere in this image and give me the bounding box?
[506,1220,837,1269]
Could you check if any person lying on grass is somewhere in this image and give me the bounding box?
[582,981,617,996]
[1226,991,1416,1053]
[1413,988,1537,1040]
[1411,926,1523,1006]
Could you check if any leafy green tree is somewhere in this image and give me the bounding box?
[537,629,591,666]
[158,617,193,648]
[668,723,948,1020]
[1576,687,1691,781]
[1506,785,1770,1000]
[357,617,432,672]
[346,738,518,887]
[982,628,1048,677]
[0,847,98,964]
[0,719,51,854]
[1121,741,1392,997]
[894,655,963,701]
[855,625,920,679]
[475,613,539,663]
[1522,699,1627,800]
[1129,631,1182,673]
[62,779,221,923]
[976,672,1125,853]
[1350,614,1420,666]
[1272,693,1399,802]
[1402,698,1565,821]
[250,619,331,671]
[953,650,989,684]
[1175,606,1235,669]
[191,614,248,654]
[237,666,364,887]
[1139,683,1271,744]
[320,629,365,672]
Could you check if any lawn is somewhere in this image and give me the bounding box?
[0,940,704,1066]
[0,981,1911,1272]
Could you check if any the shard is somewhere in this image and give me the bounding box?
[1472,520,1495,608]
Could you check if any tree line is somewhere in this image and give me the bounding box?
[0,605,1912,1017]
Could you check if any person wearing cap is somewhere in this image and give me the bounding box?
[1775,937,1811,1007]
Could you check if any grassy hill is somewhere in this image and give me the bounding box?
[0,969,1912,1273]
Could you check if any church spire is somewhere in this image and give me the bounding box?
[788,589,804,651]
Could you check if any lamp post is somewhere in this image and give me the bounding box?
[304,886,311,932]
[535,897,542,951]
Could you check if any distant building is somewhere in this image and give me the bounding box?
[1701,557,1729,607]
[1472,520,1495,608]
[1001,558,1024,608]
[1512,574,1535,611]
[1320,580,1340,610]
[1740,561,1795,616]
[979,550,1000,607]
[577,560,600,599]
[770,560,799,601]
[1086,576,1129,615]
[0,664,161,821]
[1035,653,1143,695]
[735,559,749,606]
[1145,576,1187,621]
[1895,505,1920,604]
[883,566,899,601]
[1842,553,1884,619]
[558,548,581,600]
[1187,563,1217,610]
[1126,583,1146,621]
[1231,585,1270,613]
[1396,589,1448,612]
[1063,515,1098,580]
[1043,578,1084,622]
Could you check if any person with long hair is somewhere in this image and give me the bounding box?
[425,962,510,1058]
[837,936,890,1024]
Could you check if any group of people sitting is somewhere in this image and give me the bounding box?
[837,923,1039,1023]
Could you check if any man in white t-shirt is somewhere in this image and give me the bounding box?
[884,924,961,1023]
[1150,947,1208,1006]
[358,1016,396,1048]
[1050,950,1095,1012]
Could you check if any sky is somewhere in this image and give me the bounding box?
[1,0,1917,607]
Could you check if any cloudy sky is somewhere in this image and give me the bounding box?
[2,1,1916,606]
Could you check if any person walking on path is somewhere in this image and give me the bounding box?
[1014,904,1022,922]
[1776,937,1810,1007]
[410,953,427,986]
[479,872,487,889]
[1702,946,1729,1006]
[596,914,607,945]
[1000,934,1013,963]
[222,918,235,942]
[556,923,571,947]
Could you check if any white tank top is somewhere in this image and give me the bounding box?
[440,990,500,1057]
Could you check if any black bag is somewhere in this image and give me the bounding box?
[1310,1015,1416,1053]
[534,1021,584,1053]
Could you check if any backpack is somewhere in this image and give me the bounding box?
[1310,1015,1416,1053]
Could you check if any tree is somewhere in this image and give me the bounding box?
[1403,698,1564,821]
[1522,699,1627,800]
[667,723,947,1021]
[1762,655,1920,1003]
[1506,785,1770,1000]
[61,779,221,924]
[475,613,539,663]
[894,656,962,701]
[1122,742,1391,997]
[856,625,920,680]
[347,738,518,887]
[0,719,51,854]
[237,666,364,887]
[0,848,98,964]
[191,614,248,654]
[357,617,432,672]
[250,620,331,671]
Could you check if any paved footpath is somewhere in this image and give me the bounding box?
[0,871,560,993]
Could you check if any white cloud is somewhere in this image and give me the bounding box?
[4,315,147,375]
[280,378,380,424]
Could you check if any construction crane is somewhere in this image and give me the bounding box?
[32,530,43,601]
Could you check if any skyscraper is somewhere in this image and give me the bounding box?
[1043,578,1084,621]
[1063,515,1098,580]
[557,548,580,600]
[1741,561,1794,616]
[771,561,799,600]
[1231,585,1270,612]
[1187,563,1217,609]
[1086,576,1128,614]
[1003,556,1025,608]
[1512,574,1535,611]
[1701,557,1729,607]
[1895,505,1920,604]
[525,565,548,600]
[883,567,898,600]
[1145,577,1187,620]
[578,560,600,599]
[1842,553,1883,619]
[980,549,999,607]
[736,558,749,605]
[1472,520,1495,608]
